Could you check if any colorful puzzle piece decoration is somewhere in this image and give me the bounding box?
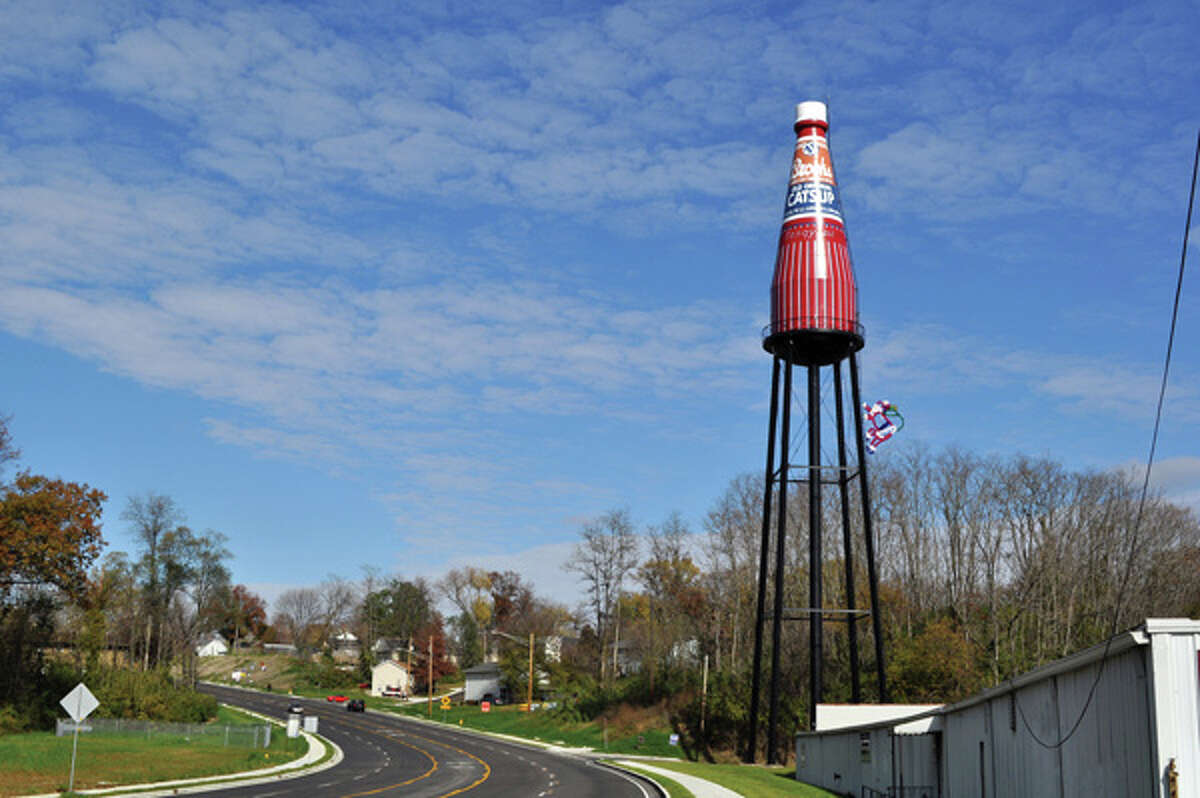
[863,399,903,454]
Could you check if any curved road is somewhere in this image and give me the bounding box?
[200,684,654,798]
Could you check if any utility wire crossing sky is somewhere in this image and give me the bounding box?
[1,0,1197,607]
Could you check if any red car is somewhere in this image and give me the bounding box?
[326,695,348,702]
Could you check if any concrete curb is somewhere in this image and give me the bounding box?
[20,704,343,797]
[595,761,671,797]
[614,760,741,798]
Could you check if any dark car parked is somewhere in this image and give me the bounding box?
[347,699,365,712]
[288,702,304,715]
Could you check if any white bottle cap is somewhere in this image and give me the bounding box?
[795,101,827,125]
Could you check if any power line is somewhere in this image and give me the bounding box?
[1016,127,1199,750]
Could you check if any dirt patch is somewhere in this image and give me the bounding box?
[196,654,302,692]
[600,700,671,737]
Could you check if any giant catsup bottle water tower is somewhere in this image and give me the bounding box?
[747,102,887,764]
[765,101,862,364]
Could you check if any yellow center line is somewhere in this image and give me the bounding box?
[421,731,491,798]
[331,716,439,797]
[295,705,496,792]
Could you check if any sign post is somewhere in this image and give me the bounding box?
[59,683,100,794]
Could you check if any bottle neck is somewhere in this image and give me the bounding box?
[794,122,828,138]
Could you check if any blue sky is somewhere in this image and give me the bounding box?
[2,0,1197,612]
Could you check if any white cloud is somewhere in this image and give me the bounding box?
[867,322,1200,425]
[2,0,1197,584]
[1147,456,1200,512]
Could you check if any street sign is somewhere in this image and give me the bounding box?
[481,701,491,713]
[440,695,452,710]
[60,683,99,723]
[60,683,100,794]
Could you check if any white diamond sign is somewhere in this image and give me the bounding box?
[60,683,99,723]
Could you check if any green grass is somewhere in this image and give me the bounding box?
[640,760,840,797]
[0,714,304,797]
[385,701,686,758]
[614,763,694,797]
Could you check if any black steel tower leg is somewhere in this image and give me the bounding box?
[807,364,822,730]
[833,360,861,703]
[849,352,887,701]
[766,359,792,764]
[747,356,781,762]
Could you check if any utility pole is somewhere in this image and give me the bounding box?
[427,636,433,718]
[527,632,534,708]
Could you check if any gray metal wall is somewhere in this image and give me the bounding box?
[798,641,1162,796]
[942,644,1152,797]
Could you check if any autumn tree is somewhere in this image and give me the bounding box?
[1,473,106,600]
[412,615,455,689]
[0,471,106,712]
[217,585,268,647]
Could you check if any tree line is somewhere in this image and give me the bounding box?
[545,446,1199,759]
[4,405,1197,755]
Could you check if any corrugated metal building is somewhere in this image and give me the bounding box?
[795,618,1200,797]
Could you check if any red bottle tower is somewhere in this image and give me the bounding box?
[747,102,887,764]
[765,100,862,364]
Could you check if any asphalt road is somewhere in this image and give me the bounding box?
[200,684,656,798]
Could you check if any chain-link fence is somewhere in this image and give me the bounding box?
[56,718,272,748]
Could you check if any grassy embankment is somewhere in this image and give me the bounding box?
[386,699,685,758]
[638,760,840,797]
[0,705,305,797]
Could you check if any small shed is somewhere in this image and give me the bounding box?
[463,662,503,703]
[196,634,229,657]
[371,659,412,698]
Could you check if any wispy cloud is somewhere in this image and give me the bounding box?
[1,0,1196,579]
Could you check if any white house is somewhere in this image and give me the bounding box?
[195,633,229,657]
[371,659,412,697]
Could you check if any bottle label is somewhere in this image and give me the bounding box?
[783,136,842,222]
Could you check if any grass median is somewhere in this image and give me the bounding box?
[0,706,305,797]
[382,699,686,759]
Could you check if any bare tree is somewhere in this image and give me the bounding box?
[316,576,358,650]
[0,414,19,486]
[564,508,639,680]
[122,493,184,669]
[275,587,323,652]
[702,473,764,671]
